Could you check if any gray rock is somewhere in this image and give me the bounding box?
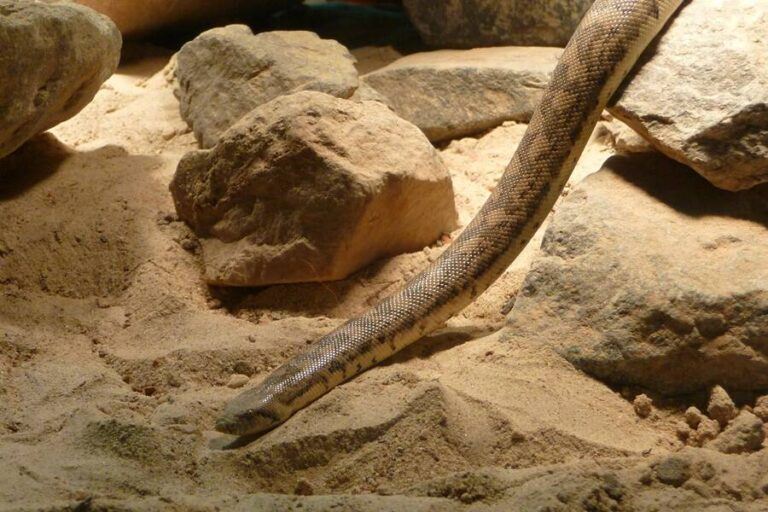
[362,47,561,142]
[506,152,768,395]
[175,27,358,148]
[654,455,691,487]
[709,411,765,454]
[0,1,121,160]
[170,91,457,286]
[610,0,768,191]
[402,0,593,48]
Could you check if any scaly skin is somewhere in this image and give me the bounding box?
[216,0,685,437]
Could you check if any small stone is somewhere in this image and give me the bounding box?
[633,394,653,418]
[684,406,704,429]
[707,385,738,427]
[709,411,765,454]
[226,374,249,389]
[694,461,716,482]
[690,418,720,447]
[180,238,197,252]
[655,455,692,487]
[675,421,691,441]
[294,478,314,496]
[753,396,768,422]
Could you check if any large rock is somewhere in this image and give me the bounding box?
[402,0,593,48]
[170,91,458,286]
[506,153,768,395]
[70,0,299,37]
[362,47,561,142]
[175,26,359,148]
[610,0,768,192]
[0,1,121,160]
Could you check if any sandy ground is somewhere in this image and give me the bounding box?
[1,45,757,510]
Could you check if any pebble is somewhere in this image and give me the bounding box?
[707,385,737,427]
[226,374,250,389]
[654,455,691,487]
[684,406,704,429]
[633,394,653,418]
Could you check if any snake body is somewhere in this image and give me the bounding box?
[216,0,684,437]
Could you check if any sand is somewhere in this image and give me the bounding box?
[1,44,762,511]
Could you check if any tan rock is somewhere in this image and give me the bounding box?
[707,385,737,428]
[689,418,720,448]
[175,27,358,148]
[170,91,458,286]
[0,1,121,160]
[633,394,652,419]
[70,0,299,37]
[362,47,561,142]
[684,406,704,429]
[753,396,768,422]
[709,411,765,454]
[226,374,250,389]
[610,0,768,191]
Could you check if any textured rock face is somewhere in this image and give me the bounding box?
[363,47,561,142]
[175,27,359,148]
[170,91,457,286]
[506,153,768,395]
[71,0,299,36]
[709,411,765,454]
[610,0,768,191]
[402,0,593,48]
[0,1,121,160]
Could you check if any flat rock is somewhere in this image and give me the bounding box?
[175,27,358,148]
[506,152,768,395]
[70,0,299,36]
[362,47,561,142]
[610,0,768,191]
[0,0,121,160]
[170,91,458,286]
[402,0,592,48]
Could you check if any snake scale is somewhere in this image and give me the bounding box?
[216,0,684,437]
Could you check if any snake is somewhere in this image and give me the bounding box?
[215,0,685,437]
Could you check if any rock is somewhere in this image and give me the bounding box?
[175,27,358,148]
[610,0,768,191]
[0,1,121,160]
[402,0,593,48]
[633,394,652,419]
[362,47,561,142]
[709,411,765,454]
[597,117,654,154]
[684,407,704,429]
[706,386,737,428]
[690,418,720,448]
[654,455,691,487]
[506,153,768,395]
[70,0,300,37]
[170,91,457,286]
[226,374,250,389]
[753,396,768,422]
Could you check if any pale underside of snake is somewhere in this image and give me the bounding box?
[216,0,685,437]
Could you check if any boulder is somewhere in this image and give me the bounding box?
[175,27,359,148]
[0,1,121,160]
[69,0,300,37]
[506,152,768,395]
[402,0,593,48]
[362,47,561,142]
[610,0,768,191]
[170,91,458,286]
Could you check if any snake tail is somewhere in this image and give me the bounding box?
[216,0,685,437]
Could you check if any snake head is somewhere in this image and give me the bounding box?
[215,387,285,437]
